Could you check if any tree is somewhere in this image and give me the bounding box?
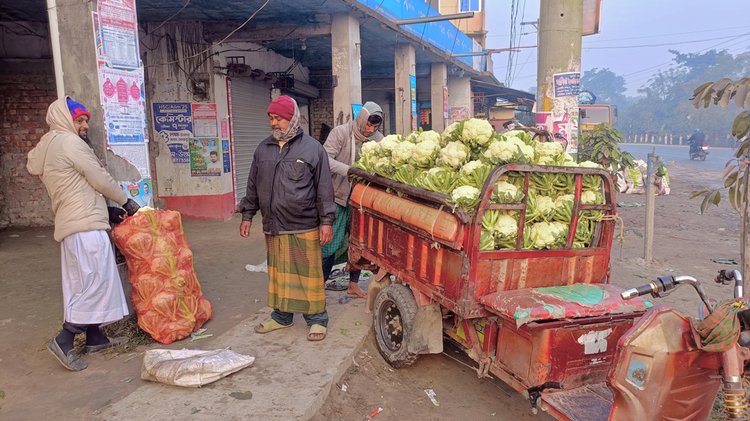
[581,68,627,104]
[691,77,750,277]
[618,49,748,142]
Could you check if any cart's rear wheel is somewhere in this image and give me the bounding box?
[373,283,419,368]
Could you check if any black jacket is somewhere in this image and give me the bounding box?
[239,131,336,234]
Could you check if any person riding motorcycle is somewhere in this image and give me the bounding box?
[688,128,706,154]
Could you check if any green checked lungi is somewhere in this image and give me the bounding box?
[321,205,350,261]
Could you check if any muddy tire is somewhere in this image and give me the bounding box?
[373,283,419,368]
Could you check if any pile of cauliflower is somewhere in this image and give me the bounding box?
[354,118,606,251]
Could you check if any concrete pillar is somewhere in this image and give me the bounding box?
[394,43,416,135]
[536,0,583,153]
[447,75,473,123]
[50,0,106,159]
[331,14,362,127]
[430,63,448,132]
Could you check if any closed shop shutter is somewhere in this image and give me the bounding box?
[230,77,271,203]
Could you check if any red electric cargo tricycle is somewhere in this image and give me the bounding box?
[348,164,750,420]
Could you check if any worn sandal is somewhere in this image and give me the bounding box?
[307,324,327,341]
[254,319,293,334]
[85,336,130,354]
[47,339,87,371]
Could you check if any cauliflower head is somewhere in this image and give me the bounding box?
[462,118,494,146]
[440,141,470,168]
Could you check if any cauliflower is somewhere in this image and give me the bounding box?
[379,135,401,155]
[535,141,564,158]
[373,156,395,177]
[417,167,459,195]
[483,140,518,164]
[483,137,534,165]
[491,180,523,204]
[439,141,470,168]
[461,118,494,147]
[442,122,461,143]
[404,131,420,143]
[495,213,519,238]
[560,153,577,166]
[360,140,380,157]
[417,130,441,145]
[391,141,416,164]
[451,185,481,211]
[528,221,567,249]
[503,130,534,145]
[412,139,441,167]
[460,160,485,175]
[581,190,605,205]
[526,193,556,223]
[578,160,603,169]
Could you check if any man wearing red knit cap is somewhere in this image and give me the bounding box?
[239,95,336,341]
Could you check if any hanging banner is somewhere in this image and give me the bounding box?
[553,72,581,98]
[409,75,417,131]
[222,139,231,173]
[98,61,146,143]
[153,102,192,164]
[191,103,218,138]
[97,0,140,69]
[190,138,222,177]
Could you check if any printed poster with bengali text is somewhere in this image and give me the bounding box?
[190,138,222,177]
[97,61,146,144]
[97,0,140,70]
[191,103,218,138]
[153,102,192,164]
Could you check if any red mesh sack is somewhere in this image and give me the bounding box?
[112,209,212,344]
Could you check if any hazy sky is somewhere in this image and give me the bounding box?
[485,0,750,95]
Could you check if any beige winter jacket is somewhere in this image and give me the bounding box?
[27,97,127,242]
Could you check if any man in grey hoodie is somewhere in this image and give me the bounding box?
[322,102,384,298]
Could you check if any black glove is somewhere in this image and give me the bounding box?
[108,206,127,224]
[122,199,140,216]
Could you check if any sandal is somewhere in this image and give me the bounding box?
[47,339,87,371]
[254,319,293,334]
[307,324,327,341]
[85,336,129,354]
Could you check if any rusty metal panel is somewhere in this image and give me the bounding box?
[480,284,650,326]
[494,316,637,390]
[541,383,613,421]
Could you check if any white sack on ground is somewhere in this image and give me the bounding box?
[141,348,255,387]
[245,260,268,273]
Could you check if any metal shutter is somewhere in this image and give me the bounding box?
[231,77,271,203]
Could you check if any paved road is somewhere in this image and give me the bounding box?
[621,143,735,172]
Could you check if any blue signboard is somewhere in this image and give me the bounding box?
[153,102,192,164]
[553,72,581,98]
[222,139,231,173]
[356,0,484,71]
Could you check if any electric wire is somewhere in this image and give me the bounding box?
[143,0,271,68]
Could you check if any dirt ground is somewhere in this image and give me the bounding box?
[0,217,270,420]
[0,157,740,420]
[313,157,741,421]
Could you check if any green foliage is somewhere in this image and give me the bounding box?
[578,124,635,174]
[690,76,750,214]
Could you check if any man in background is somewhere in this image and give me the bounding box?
[322,102,384,298]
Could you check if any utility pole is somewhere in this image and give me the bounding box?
[536,0,583,153]
[644,149,657,262]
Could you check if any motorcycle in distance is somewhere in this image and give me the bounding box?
[690,142,710,160]
[607,270,750,420]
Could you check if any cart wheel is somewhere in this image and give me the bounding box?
[373,283,419,368]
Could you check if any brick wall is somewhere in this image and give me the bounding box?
[309,70,334,143]
[0,61,56,228]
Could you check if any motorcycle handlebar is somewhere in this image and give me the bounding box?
[621,283,656,300]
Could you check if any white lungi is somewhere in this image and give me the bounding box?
[61,230,129,324]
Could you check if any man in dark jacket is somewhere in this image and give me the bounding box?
[239,95,336,341]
